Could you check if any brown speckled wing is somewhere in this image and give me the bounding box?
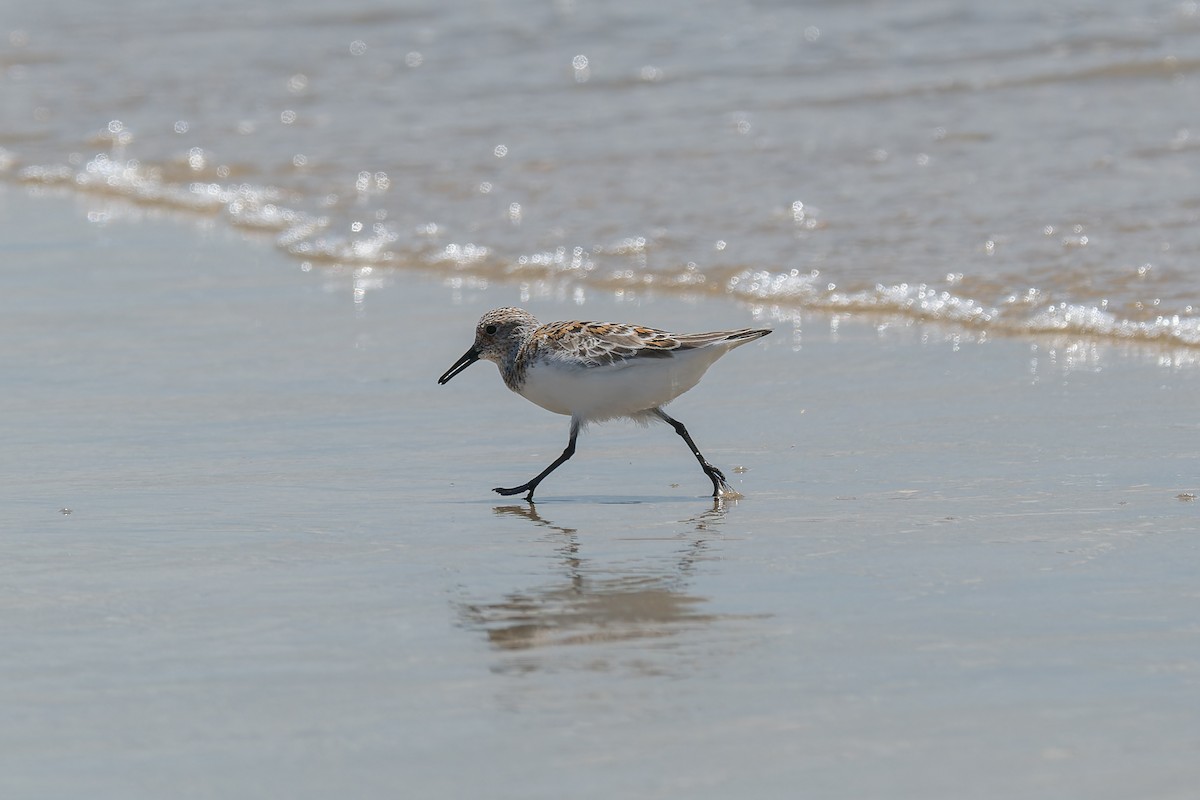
[536,321,681,366]
[535,321,769,367]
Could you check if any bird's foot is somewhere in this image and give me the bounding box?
[704,464,733,498]
[494,483,535,500]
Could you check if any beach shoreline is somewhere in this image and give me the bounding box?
[3,185,1199,798]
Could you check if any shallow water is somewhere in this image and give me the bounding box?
[3,0,1199,349]
[4,3,1200,796]
[3,187,1199,799]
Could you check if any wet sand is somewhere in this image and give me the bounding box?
[3,186,1199,798]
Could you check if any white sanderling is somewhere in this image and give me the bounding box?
[437,307,771,500]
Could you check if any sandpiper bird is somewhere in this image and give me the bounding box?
[437,307,770,501]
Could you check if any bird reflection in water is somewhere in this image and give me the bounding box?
[458,500,752,670]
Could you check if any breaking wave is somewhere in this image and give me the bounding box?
[8,148,1200,352]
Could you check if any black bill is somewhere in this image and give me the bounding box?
[437,347,480,384]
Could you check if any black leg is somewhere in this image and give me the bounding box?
[653,408,730,497]
[495,418,580,502]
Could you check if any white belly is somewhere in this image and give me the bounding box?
[516,354,715,421]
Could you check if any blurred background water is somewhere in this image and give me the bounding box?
[3,0,1199,347]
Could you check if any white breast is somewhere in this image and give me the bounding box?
[515,348,725,421]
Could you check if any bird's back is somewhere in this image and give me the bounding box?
[518,323,770,420]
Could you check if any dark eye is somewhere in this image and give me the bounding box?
[485,324,498,335]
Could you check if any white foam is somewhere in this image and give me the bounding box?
[12,151,1200,355]
[725,267,1200,350]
